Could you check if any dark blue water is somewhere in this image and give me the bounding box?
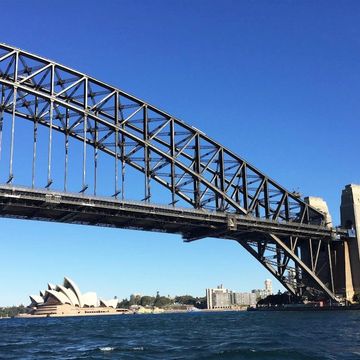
[0,311,359,359]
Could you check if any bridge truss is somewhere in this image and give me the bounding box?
[0,43,346,302]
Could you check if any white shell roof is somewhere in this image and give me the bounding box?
[29,294,44,305]
[82,292,98,307]
[56,285,80,306]
[47,283,56,290]
[63,277,83,307]
[100,298,118,308]
[30,277,101,308]
[45,289,72,305]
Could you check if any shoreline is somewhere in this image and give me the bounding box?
[6,305,360,318]
[249,304,360,312]
[11,307,248,319]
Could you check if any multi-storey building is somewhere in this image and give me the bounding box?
[286,269,297,288]
[207,280,273,309]
[206,285,232,309]
[251,289,267,300]
[264,279,273,296]
[232,292,257,306]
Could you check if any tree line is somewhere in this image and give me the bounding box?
[257,292,302,306]
[117,293,206,309]
[0,305,29,318]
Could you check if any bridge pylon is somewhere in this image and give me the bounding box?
[337,184,360,301]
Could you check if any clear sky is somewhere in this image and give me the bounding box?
[0,0,359,306]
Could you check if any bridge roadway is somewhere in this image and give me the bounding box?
[0,185,346,242]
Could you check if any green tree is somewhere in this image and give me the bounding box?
[140,296,155,307]
[129,294,141,306]
[117,298,130,308]
[175,295,196,305]
[0,305,29,317]
[154,296,173,308]
[194,297,207,309]
[257,292,301,306]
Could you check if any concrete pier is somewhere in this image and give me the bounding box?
[339,184,360,300]
[304,196,333,227]
[303,196,334,294]
[304,190,360,301]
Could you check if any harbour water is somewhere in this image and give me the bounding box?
[0,311,359,359]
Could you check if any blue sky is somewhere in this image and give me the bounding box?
[0,0,359,306]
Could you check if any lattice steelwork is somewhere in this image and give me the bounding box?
[0,43,344,302]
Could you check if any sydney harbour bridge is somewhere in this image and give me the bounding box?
[0,43,358,303]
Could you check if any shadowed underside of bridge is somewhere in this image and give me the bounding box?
[0,43,346,302]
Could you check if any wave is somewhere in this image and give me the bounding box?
[99,346,115,352]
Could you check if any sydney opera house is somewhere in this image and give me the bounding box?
[28,277,129,317]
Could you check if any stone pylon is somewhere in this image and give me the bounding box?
[338,184,360,301]
[304,196,334,295]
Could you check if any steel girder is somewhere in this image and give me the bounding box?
[0,43,340,301]
[232,234,337,301]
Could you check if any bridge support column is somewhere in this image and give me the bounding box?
[304,196,334,295]
[304,196,333,227]
[339,184,360,301]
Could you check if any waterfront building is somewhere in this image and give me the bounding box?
[265,279,273,296]
[251,289,267,300]
[286,269,297,288]
[251,280,273,300]
[232,292,257,306]
[207,280,273,309]
[206,285,232,309]
[28,277,128,317]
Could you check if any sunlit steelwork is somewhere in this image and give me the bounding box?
[0,43,348,302]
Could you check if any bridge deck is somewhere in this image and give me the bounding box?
[0,186,346,242]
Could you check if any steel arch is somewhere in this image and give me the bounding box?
[0,43,341,302]
[0,43,324,222]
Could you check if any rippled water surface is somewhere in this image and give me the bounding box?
[0,311,360,359]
